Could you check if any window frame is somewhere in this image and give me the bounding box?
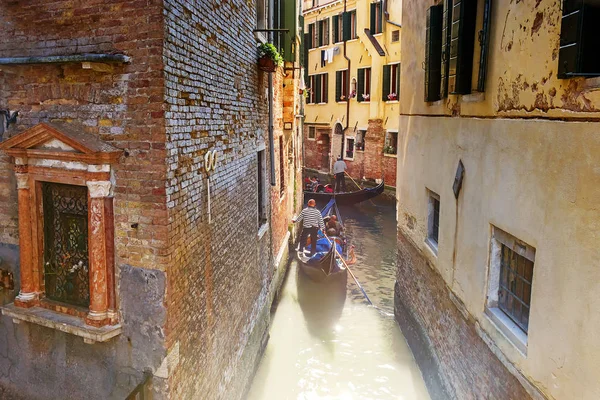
[384,130,398,155]
[358,67,371,102]
[307,126,316,141]
[336,69,349,102]
[355,129,366,151]
[426,190,440,254]
[344,136,355,160]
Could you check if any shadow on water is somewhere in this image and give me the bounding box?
[296,263,347,341]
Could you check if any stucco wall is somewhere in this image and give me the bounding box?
[396,115,600,399]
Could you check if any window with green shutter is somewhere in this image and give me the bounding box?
[333,15,341,43]
[558,0,600,78]
[382,64,391,101]
[425,5,443,102]
[448,0,477,94]
[336,70,349,101]
[370,2,382,34]
[440,0,451,98]
[357,68,371,102]
[317,19,329,47]
[315,74,322,103]
[308,23,315,49]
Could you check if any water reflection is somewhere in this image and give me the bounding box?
[247,199,430,400]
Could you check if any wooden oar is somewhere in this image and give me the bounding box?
[344,171,376,207]
[324,233,373,306]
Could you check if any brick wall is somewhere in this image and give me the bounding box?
[0,1,169,398]
[395,232,532,400]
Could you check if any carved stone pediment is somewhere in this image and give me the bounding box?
[0,122,122,165]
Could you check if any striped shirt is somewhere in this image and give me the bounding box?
[297,207,325,230]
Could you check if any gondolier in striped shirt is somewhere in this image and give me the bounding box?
[292,199,326,255]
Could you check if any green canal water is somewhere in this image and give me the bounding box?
[247,199,430,400]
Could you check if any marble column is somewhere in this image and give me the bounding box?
[14,170,37,308]
[85,180,112,327]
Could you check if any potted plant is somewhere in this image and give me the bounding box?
[362,93,370,101]
[257,43,283,72]
[387,92,398,101]
[383,145,397,155]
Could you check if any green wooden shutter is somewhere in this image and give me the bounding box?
[323,74,329,103]
[343,11,351,41]
[316,21,321,47]
[477,0,492,91]
[357,68,365,102]
[370,3,376,33]
[449,0,477,94]
[425,5,443,102]
[308,23,315,49]
[332,15,339,43]
[382,64,391,101]
[324,18,329,45]
[440,0,451,98]
[336,71,342,101]
[315,74,322,103]
[377,3,382,34]
[303,32,309,85]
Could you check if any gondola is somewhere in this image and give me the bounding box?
[296,199,354,282]
[303,180,384,206]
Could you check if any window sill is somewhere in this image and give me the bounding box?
[425,237,438,256]
[307,138,316,141]
[258,222,269,239]
[485,307,528,356]
[358,100,370,103]
[383,153,397,158]
[385,100,399,104]
[336,101,348,104]
[2,303,121,344]
[343,157,354,161]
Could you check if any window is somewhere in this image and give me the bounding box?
[383,63,400,101]
[279,136,285,197]
[257,150,267,227]
[318,18,329,47]
[425,5,443,102]
[256,0,269,35]
[343,10,357,40]
[391,30,400,42]
[308,126,316,140]
[333,14,343,43]
[307,73,328,104]
[335,69,349,101]
[345,137,355,160]
[308,23,316,49]
[370,2,383,34]
[356,130,366,151]
[426,191,440,252]
[558,1,600,78]
[384,131,397,154]
[357,68,371,102]
[486,227,535,353]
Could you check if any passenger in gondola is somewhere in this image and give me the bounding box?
[292,199,326,256]
[310,176,320,192]
[326,214,344,237]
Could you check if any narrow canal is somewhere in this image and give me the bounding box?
[248,198,430,400]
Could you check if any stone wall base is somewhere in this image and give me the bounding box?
[394,231,533,400]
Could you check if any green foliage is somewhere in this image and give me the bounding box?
[258,43,284,67]
[383,145,397,155]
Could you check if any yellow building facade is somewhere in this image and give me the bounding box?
[395,1,600,399]
[302,0,402,186]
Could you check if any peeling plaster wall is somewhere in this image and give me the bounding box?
[400,0,600,120]
[398,0,600,399]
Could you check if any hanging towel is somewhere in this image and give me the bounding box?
[327,48,335,63]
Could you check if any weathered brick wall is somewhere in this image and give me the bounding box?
[303,125,331,171]
[395,232,532,400]
[382,155,397,186]
[0,1,169,399]
[162,1,286,399]
[364,119,384,181]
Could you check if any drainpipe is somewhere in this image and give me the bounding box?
[341,0,351,159]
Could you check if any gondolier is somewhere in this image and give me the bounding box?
[293,199,326,255]
[333,156,347,193]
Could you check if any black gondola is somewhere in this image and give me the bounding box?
[295,199,353,282]
[303,180,385,206]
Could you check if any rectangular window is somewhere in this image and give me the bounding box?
[42,183,90,308]
[356,130,366,151]
[357,68,371,102]
[307,73,328,103]
[345,137,355,160]
[384,131,398,154]
[279,137,285,197]
[336,69,349,101]
[391,30,400,42]
[342,10,357,41]
[257,150,267,227]
[558,0,600,78]
[308,23,316,49]
[308,126,316,140]
[333,14,342,43]
[447,0,478,94]
[426,191,440,252]
[318,18,329,47]
[256,0,269,32]
[370,2,383,34]
[486,227,535,353]
[383,63,400,101]
[425,5,443,102]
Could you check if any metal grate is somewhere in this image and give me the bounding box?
[42,182,90,307]
[498,244,533,333]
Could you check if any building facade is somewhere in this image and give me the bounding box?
[0,0,303,399]
[396,0,600,399]
[301,0,401,187]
